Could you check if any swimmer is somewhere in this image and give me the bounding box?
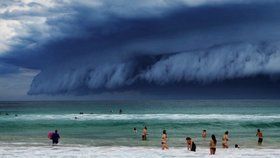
[256,129,263,145]
[133,127,137,134]
[210,134,217,155]
[161,130,169,150]
[51,130,60,145]
[142,126,147,141]
[186,137,196,152]
[222,131,229,148]
[202,130,207,139]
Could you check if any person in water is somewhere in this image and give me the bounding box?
[133,127,137,134]
[210,134,217,155]
[222,131,229,148]
[202,130,207,139]
[119,109,122,114]
[161,130,169,150]
[186,137,196,152]
[51,130,60,145]
[235,144,240,148]
[256,129,263,145]
[142,126,147,140]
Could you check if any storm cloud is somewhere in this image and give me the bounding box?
[0,0,280,98]
[28,41,280,95]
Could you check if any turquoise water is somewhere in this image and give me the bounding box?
[0,100,279,148]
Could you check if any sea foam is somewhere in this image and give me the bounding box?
[2,114,280,121]
[0,145,279,158]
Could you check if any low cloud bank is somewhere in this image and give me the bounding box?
[28,41,280,95]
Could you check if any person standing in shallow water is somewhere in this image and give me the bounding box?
[256,129,263,145]
[161,130,169,150]
[202,130,207,140]
[133,127,137,134]
[142,126,147,140]
[210,134,217,155]
[222,131,229,148]
[51,130,60,145]
[186,137,196,152]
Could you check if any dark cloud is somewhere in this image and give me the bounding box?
[0,63,19,74]
[27,41,280,98]
[1,0,280,98]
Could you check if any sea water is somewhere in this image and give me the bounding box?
[0,100,280,157]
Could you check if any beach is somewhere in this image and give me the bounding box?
[0,144,280,158]
[0,100,280,157]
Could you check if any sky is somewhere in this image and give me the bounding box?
[0,0,280,100]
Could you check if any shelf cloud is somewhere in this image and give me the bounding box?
[0,0,280,98]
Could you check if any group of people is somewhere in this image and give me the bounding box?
[136,127,263,155]
[48,128,263,155]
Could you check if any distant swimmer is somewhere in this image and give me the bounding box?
[161,130,169,150]
[222,131,229,148]
[256,129,263,145]
[142,126,147,141]
[133,127,137,134]
[235,144,240,148]
[119,109,122,114]
[79,112,84,114]
[186,137,196,152]
[51,130,60,145]
[75,117,78,119]
[210,134,217,155]
[202,130,207,139]
[15,114,18,117]
[5,113,9,115]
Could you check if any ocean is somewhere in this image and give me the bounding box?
[0,100,280,157]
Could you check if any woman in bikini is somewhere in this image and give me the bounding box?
[222,131,229,148]
[161,130,169,150]
[210,134,217,155]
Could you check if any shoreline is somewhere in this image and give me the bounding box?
[0,144,280,158]
[0,141,277,149]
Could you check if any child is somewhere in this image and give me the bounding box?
[235,144,240,148]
